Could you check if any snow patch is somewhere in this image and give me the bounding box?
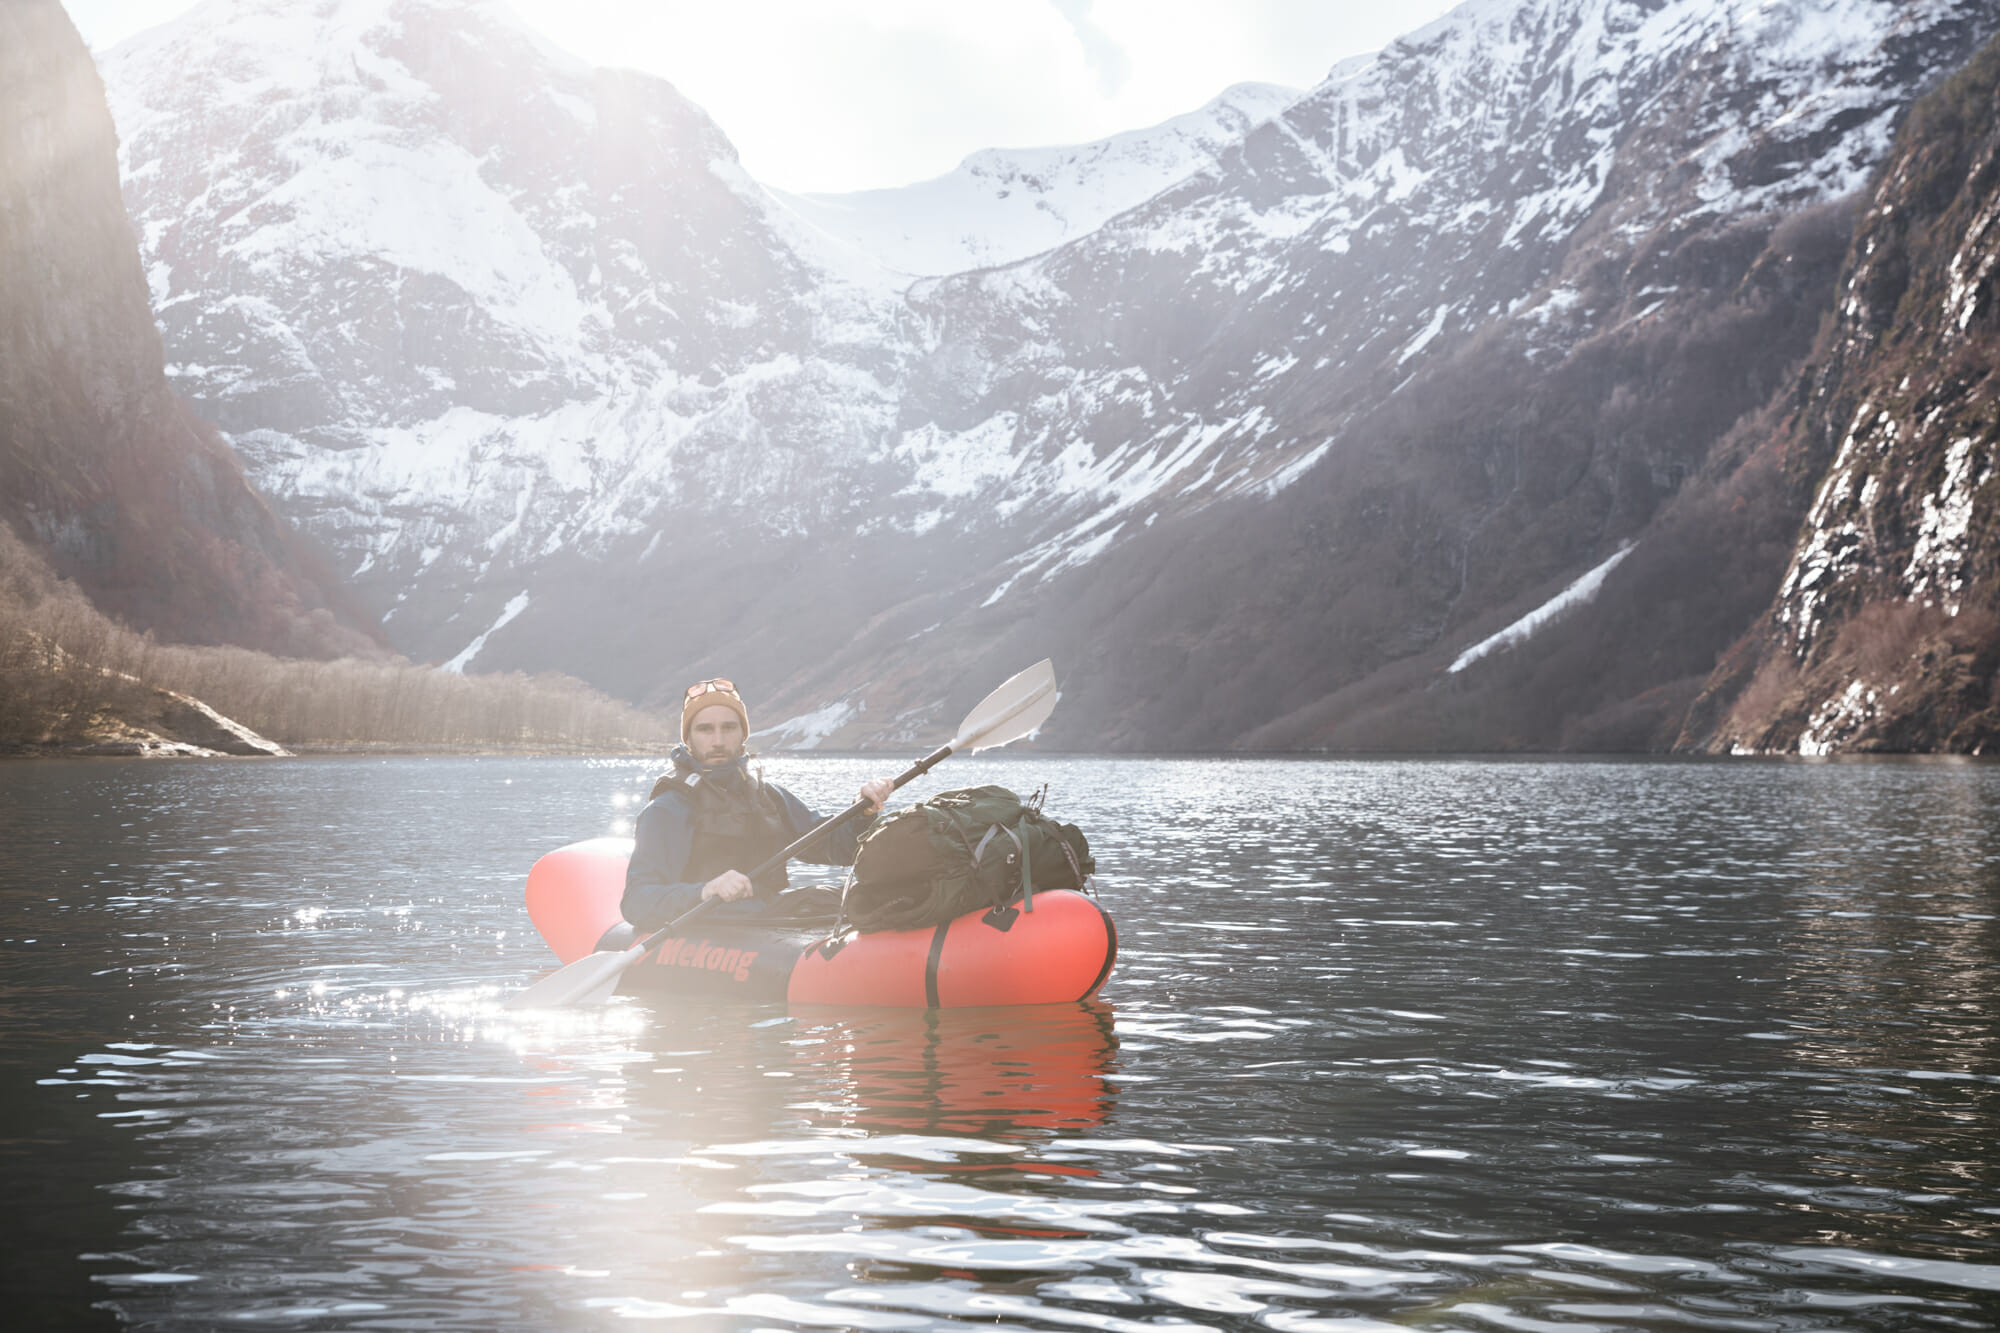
[755,698,859,750]
[1799,678,1883,757]
[896,415,1021,502]
[443,592,529,673]
[1904,435,1992,616]
[1397,306,1450,366]
[1450,544,1635,674]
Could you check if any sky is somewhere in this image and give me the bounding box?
[60,0,1458,193]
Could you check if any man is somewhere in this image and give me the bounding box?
[620,678,895,931]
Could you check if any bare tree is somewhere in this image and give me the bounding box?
[1,523,676,752]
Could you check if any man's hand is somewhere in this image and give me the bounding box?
[859,777,895,812]
[701,870,754,902]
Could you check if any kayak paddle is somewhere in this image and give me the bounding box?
[504,659,1060,1009]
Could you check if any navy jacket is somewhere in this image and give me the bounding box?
[620,749,867,930]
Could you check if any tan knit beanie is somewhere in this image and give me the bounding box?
[680,679,750,745]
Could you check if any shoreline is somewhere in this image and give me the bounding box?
[5,743,1995,764]
[0,741,668,760]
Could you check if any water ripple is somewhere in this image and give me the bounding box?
[4,755,1998,1328]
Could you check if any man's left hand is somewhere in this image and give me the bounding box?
[859,777,894,812]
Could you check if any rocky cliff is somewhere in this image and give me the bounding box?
[0,0,381,658]
[1685,35,2000,754]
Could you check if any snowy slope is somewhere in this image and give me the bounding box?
[887,0,2000,614]
[98,0,2000,742]
[771,82,1298,276]
[103,0,916,664]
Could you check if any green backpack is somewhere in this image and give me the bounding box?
[840,785,1096,933]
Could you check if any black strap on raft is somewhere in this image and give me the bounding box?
[1081,900,1118,1002]
[922,920,951,1008]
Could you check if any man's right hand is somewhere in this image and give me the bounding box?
[701,870,754,903]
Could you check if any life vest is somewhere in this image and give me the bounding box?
[649,764,793,895]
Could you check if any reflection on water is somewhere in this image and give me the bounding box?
[1,755,1997,1329]
[779,1003,1118,1137]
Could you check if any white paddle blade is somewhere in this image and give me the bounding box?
[951,658,1060,753]
[504,944,643,1010]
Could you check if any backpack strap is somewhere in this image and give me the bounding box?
[999,822,1033,911]
[1010,821,1034,911]
[1052,822,1086,892]
[648,771,692,800]
[972,823,1035,911]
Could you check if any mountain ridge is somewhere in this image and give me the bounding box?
[770,81,1299,277]
[93,0,2000,751]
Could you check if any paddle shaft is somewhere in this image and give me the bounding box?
[625,740,958,952]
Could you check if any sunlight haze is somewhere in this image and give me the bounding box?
[62,0,1458,191]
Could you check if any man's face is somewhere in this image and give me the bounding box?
[689,704,746,764]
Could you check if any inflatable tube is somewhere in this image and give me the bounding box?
[523,838,1117,1007]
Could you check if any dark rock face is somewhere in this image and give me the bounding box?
[1180,198,1868,754]
[1684,35,2000,755]
[0,0,376,657]
[97,0,2000,750]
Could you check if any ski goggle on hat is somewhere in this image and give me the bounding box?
[680,678,749,743]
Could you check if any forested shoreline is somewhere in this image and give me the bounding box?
[1,524,677,754]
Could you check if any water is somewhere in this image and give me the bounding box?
[3,755,1998,1331]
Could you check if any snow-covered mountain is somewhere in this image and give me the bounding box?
[100,0,2000,748]
[103,0,915,664]
[770,82,1298,276]
[98,0,1317,714]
